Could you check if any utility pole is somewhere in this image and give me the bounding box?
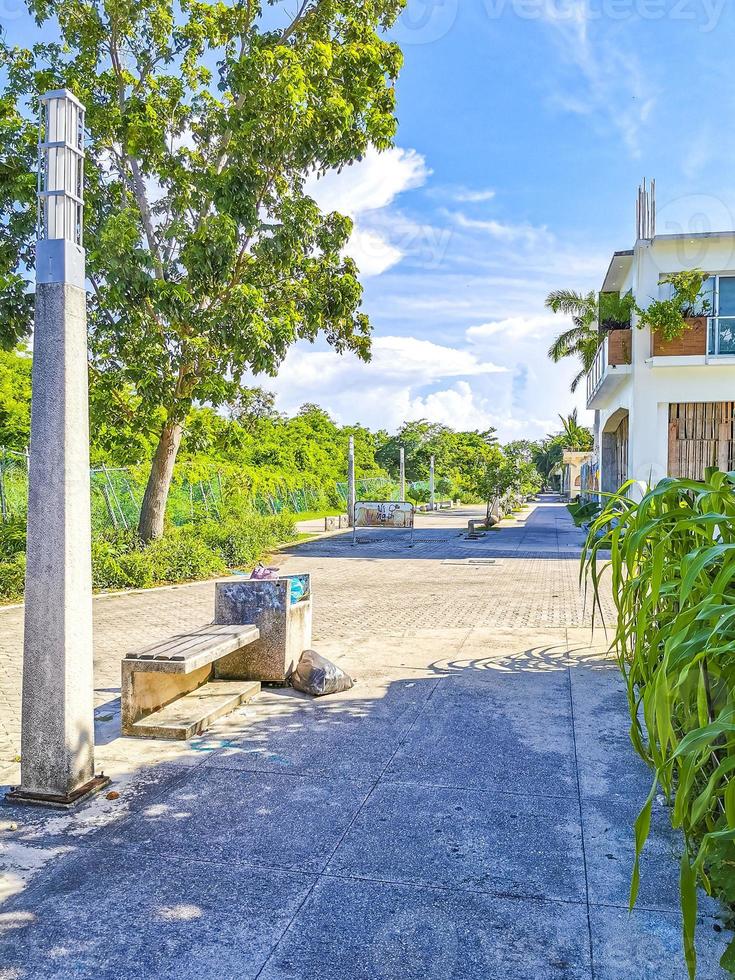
[9,91,108,806]
[347,435,356,527]
[430,455,435,510]
[399,447,406,502]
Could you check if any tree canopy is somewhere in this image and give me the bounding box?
[1,0,406,537]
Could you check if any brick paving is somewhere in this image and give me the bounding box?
[0,498,612,763]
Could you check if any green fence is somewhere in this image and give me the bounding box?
[0,448,347,531]
[334,477,400,504]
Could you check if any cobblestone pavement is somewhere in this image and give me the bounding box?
[0,498,612,763]
[0,497,728,978]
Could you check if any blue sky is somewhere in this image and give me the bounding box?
[277,0,735,440]
[8,0,735,440]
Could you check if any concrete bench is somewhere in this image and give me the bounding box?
[122,624,261,740]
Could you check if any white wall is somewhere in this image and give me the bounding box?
[595,235,735,495]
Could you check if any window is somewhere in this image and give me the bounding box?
[659,275,735,355]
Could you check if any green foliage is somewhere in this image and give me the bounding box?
[473,443,541,504]
[581,471,735,978]
[0,514,25,558]
[0,347,31,449]
[636,269,711,342]
[198,513,296,567]
[376,419,499,500]
[0,551,25,599]
[567,499,601,527]
[0,0,407,535]
[2,510,297,600]
[558,409,594,452]
[530,414,593,489]
[546,288,634,393]
[599,291,635,331]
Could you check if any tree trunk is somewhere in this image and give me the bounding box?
[138,420,183,542]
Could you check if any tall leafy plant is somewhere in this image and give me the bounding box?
[582,471,735,978]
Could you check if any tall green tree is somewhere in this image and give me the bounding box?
[1,0,405,538]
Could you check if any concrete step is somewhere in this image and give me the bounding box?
[129,680,261,740]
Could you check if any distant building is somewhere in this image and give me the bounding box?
[561,451,595,500]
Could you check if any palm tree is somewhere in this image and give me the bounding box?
[558,409,594,452]
[545,289,600,393]
[546,289,635,392]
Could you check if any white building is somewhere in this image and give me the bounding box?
[587,229,735,496]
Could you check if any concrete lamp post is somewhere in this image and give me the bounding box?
[347,435,356,528]
[429,455,435,510]
[399,447,406,502]
[8,90,109,807]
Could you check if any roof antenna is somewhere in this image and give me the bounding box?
[636,179,656,241]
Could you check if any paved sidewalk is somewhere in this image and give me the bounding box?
[0,497,729,978]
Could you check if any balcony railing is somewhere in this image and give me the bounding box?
[586,336,608,406]
[586,330,633,407]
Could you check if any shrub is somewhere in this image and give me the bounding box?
[199,512,296,568]
[582,470,735,978]
[0,517,26,560]
[143,528,226,583]
[636,268,711,342]
[0,552,25,600]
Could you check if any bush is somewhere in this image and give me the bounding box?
[143,528,226,583]
[0,517,26,560]
[199,512,296,567]
[2,500,296,599]
[0,552,25,600]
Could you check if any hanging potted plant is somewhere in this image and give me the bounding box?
[636,269,711,356]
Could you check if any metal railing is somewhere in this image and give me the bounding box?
[586,336,608,406]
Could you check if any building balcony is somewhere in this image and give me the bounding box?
[647,317,735,365]
[586,330,632,410]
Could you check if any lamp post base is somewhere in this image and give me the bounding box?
[5,774,111,809]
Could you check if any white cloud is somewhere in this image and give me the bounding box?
[403,381,496,431]
[304,146,430,278]
[447,211,554,247]
[346,229,404,277]
[539,0,656,157]
[466,314,560,343]
[453,188,496,203]
[368,336,506,381]
[306,146,429,218]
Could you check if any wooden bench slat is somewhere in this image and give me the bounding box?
[125,623,260,674]
[126,625,225,662]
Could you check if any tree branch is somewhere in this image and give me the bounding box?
[108,27,165,280]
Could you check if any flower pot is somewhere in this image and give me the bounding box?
[651,317,707,357]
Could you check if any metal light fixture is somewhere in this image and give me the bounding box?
[36,89,85,287]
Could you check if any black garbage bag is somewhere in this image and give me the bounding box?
[290,650,354,698]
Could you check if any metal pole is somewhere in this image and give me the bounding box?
[11,90,109,806]
[0,448,7,522]
[399,447,405,502]
[429,455,435,510]
[347,435,356,527]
